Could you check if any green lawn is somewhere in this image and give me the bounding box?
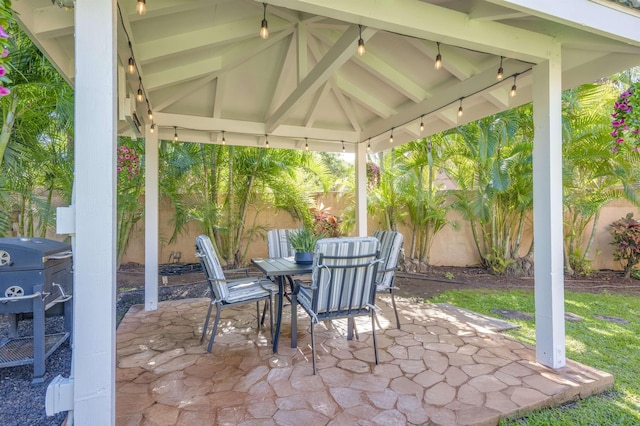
[430,289,640,425]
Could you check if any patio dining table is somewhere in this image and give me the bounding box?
[251,257,312,353]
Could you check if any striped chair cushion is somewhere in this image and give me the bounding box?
[311,237,380,315]
[196,235,228,300]
[267,229,296,258]
[373,230,403,290]
[226,278,275,303]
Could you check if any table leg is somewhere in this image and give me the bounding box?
[272,276,285,353]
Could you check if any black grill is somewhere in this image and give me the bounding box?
[0,237,73,383]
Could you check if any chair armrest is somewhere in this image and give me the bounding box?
[377,265,398,273]
[222,267,251,277]
[292,279,315,295]
[227,276,270,288]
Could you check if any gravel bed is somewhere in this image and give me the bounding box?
[0,281,209,425]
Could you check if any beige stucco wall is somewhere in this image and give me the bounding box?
[120,193,638,271]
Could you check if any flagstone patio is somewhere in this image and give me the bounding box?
[115,296,613,426]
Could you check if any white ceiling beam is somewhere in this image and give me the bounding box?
[268,0,555,62]
[267,34,298,117]
[485,0,640,47]
[297,21,308,83]
[144,28,293,90]
[265,25,374,133]
[468,1,528,21]
[407,38,479,82]
[124,0,213,21]
[361,60,533,140]
[154,112,358,141]
[304,82,330,127]
[30,7,73,39]
[328,80,362,132]
[136,18,294,65]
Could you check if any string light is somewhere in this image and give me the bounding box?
[357,25,365,56]
[367,138,371,152]
[389,128,394,143]
[173,126,178,142]
[260,3,269,40]
[305,137,309,151]
[265,134,270,148]
[434,42,442,70]
[150,123,155,134]
[136,0,146,15]
[510,75,517,97]
[457,98,463,117]
[497,56,504,80]
[419,115,424,132]
[221,130,226,145]
[342,140,345,152]
[147,108,153,120]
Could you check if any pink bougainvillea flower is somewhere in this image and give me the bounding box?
[616,138,624,144]
[0,25,9,39]
[612,146,618,153]
[1,48,7,58]
[610,130,618,137]
[0,66,5,77]
[117,167,122,172]
[0,86,10,96]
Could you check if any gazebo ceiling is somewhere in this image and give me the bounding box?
[13,0,640,153]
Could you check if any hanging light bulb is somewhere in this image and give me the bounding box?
[389,128,394,144]
[510,75,517,97]
[305,137,309,151]
[260,3,269,39]
[221,130,226,145]
[150,123,155,134]
[342,140,345,153]
[173,127,178,142]
[127,57,136,74]
[136,0,146,15]
[265,134,270,148]
[497,56,504,80]
[458,98,464,117]
[434,42,442,70]
[357,25,365,56]
[136,78,144,103]
[367,138,371,152]
[419,115,424,133]
[147,109,153,120]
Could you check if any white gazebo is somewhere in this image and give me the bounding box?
[12,0,640,423]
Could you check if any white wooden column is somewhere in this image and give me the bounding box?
[355,142,368,236]
[73,0,117,422]
[145,126,159,311]
[532,47,565,369]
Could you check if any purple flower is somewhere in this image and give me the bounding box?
[1,49,7,58]
[0,66,5,77]
[612,146,618,153]
[612,119,624,127]
[0,86,10,96]
[610,130,618,137]
[617,138,624,144]
[0,25,9,39]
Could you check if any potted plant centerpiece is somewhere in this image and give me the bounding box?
[288,227,321,264]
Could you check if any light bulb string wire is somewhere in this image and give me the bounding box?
[117,4,154,128]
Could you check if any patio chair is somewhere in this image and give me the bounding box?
[291,237,381,374]
[195,235,276,352]
[266,229,297,295]
[373,230,404,329]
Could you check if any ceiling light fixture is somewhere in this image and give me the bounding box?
[136,78,144,102]
[389,128,394,144]
[221,130,226,145]
[260,3,269,40]
[497,56,504,80]
[434,42,442,70]
[305,137,309,151]
[150,123,155,134]
[357,25,365,56]
[265,134,270,148]
[510,75,517,97]
[458,98,464,117]
[342,140,345,152]
[419,115,424,133]
[367,138,371,152]
[147,108,153,120]
[127,57,135,74]
[136,0,146,15]
[173,127,178,142]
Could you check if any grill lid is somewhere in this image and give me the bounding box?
[0,237,71,271]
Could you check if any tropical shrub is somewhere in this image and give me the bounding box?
[609,213,640,278]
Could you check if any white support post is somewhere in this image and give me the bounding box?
[145,125,159,311]
[532,48,566,369]
[355,142,368,236]
[72,0,117,423]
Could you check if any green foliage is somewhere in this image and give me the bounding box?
[288,227,321,253]
[116,141,145,267]
[609,212,640,278]
[443,272,454,280]
[432,289,640,425]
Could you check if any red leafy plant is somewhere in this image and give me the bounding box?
[609,212,640,278]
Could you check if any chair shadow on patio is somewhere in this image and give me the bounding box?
[115,294,613,426]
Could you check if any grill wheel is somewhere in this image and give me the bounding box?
[4,285,24,298]
[0,250,10,266]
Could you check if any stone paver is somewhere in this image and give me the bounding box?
[115,297,613,426]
